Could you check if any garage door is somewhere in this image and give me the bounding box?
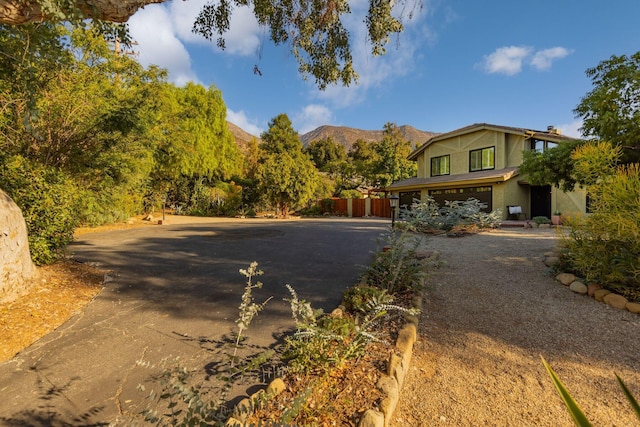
[428,186,493,212]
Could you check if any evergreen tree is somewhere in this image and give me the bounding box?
[257,114,320,215]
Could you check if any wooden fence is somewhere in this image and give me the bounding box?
[317,198,392,218]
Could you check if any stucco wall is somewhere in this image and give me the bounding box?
[417,130,526,178]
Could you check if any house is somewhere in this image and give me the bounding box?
[387,123,586,220]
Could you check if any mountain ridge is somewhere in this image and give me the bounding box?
[227,122,437,153]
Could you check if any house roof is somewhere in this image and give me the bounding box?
[387,167,520,191]
[408,122,580,161]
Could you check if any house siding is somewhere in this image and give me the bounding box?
[390,123,585,220]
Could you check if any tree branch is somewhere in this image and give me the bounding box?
[0,0,165,24]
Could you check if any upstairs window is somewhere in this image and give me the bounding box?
[531,139,558,153]
[470,147,495,172]
[431,155,450,176]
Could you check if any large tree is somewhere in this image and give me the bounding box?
[257,114,319,215]
[1,0,415,89]
[574,51,640,162]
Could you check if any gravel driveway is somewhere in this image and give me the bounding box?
[393,228,640,426]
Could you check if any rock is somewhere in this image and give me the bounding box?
[358,409,384,427]
[603,293,628,310]
[587,283,602,297]
[569,281,588,294]
[539,223,551,228]
[396,324,417,355]
[544,256,560,267]
[556,273,577,286]
[594,289,611,302]
[0,189,38,303]
[266,378,285,397]
[626,302,640,314]
[543,251,556,258]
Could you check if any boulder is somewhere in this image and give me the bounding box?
[626,302,640,314]
[0,188,38,303]
[594,289,611,302]
[569,281,588,294]
[587,283,602,297]
[544,256,560,267]
[603,293,628,310]
[556,273,576,286]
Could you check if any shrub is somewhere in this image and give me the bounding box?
[0,156,81,265]
[560,142,640,295]
[402,196,502,232]
[363,231,425,294]
[532,216,551,225]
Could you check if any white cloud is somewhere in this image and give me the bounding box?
[128,5,198,85]
[227,109,263,136]
[313,0,434,108]
[293,105,334,134]
[128,1,262,85]
[530,47,572,71]
[480,45,573,76]
[557,119,583,138]
[480,46,533,76]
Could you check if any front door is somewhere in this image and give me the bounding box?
[530,185,551,218]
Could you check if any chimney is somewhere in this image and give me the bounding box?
[547,125,560,135]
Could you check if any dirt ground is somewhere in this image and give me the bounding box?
[0,260,104,362]
[393,228,640,426]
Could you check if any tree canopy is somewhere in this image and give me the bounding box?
[257,114,320,214]
[1,0,417,89]
[574,51,640,162]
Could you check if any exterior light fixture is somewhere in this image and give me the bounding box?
[389,195,400,228]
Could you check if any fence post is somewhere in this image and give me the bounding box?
[347,199,353,217]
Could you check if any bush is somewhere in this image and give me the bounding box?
[402,196,502,232]
[0,156,81,265]
[363,231,424,294]
[532,216,551,225]
[560,143,640,295]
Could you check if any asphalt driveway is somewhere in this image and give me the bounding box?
[0,217,389,426]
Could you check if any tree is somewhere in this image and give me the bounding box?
[348,123,417,189]
[1,0,415,89]
[256,114,319,215]
[519,140,583,192]
[304,137,347,173]
[574,51,640,163]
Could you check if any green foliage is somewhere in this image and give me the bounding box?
[520,140,583,192]
[574,51,640,163]
[0,156,81,265]
[342,285,393,314]
[347,123,417,189]
[283,284,417,374]
[541,356,640,426]
[304,137,347,173]
[235,262,272,354]
[532,216,551,225]
[364,231,424,294]
[257,114,320,215]
[193,0,412,90]
[559,142,639,296]
[402,196,502,232]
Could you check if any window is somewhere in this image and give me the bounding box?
[431,155,450,176]
[469,147,494,172]
[531,139,558,153]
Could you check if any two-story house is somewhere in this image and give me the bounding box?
[387,123,586,220]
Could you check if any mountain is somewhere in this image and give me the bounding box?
[227,122,438,153]
[227,121,260,155]
[299,125,437,151]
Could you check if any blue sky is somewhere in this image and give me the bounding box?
[127,0,640,138]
